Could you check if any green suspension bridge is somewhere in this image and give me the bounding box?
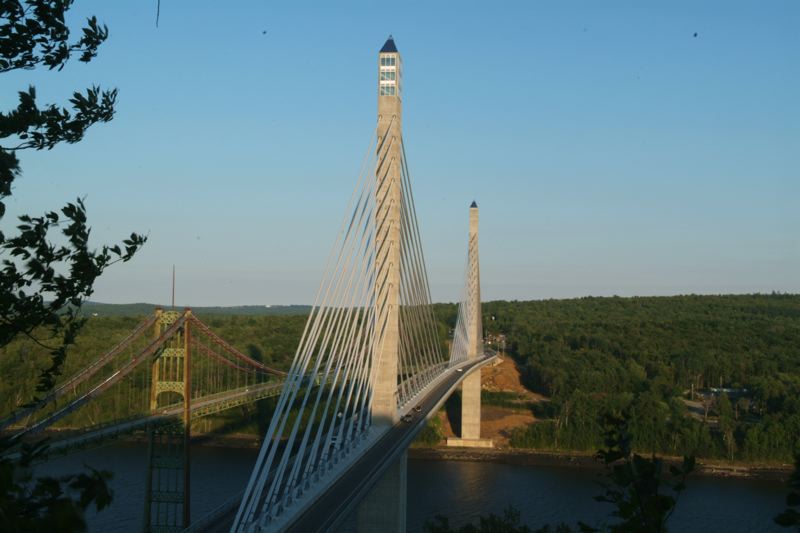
[1,308,288,530]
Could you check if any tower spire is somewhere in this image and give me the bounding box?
[380,35,398,53]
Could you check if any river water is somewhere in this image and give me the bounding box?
[38,443,786,532]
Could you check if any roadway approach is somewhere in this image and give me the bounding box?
[195,353,497,533]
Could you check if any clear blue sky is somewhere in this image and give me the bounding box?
[3,1,798,306]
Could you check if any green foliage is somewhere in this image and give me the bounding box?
[412,416,444,447]
[0,0,117,202]
[0,442,112,532]
[197,314,306,369]
[716,393,737,460]
[510,391,626,451]
[1,2,145,530]
[489,294,800,463]
[583,415,694,533]
[1,0,146,393]
[482,295,799,396]
[0,1,108,73]
[1,201,145,393]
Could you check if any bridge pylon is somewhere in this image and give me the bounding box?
[447,202,493,448]
[357,34,407,533]
[371,33,403,429]
[149,308,190,411]
[143,307,192,532]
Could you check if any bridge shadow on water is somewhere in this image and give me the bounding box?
[190,396,278,447]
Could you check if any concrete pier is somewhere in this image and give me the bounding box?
[356,452,407,531]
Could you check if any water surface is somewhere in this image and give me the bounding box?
[37,443,786,532]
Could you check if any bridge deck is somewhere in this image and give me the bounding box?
[4,382,284,461]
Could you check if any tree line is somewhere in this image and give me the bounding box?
[477,294,800,463]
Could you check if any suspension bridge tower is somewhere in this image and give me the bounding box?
[144,308,193,532]
[357,35,408,532]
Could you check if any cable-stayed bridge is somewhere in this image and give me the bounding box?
[2,36,493,533]
[226,36,495,532]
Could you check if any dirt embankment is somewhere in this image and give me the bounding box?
[436,355,546,447]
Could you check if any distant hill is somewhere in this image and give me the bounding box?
[80,301,311,317]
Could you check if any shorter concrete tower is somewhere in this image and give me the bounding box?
[448,201,493,448]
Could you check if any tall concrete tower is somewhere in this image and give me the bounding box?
[358,36,408,533]
[372,35,402,427]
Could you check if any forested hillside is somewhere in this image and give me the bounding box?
[2,294,798,463]
[480,294,800,462]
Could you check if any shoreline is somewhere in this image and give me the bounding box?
[15,430,791,482]
[153,432,795,482]
[407,446,792,482]
[186,433,793,482]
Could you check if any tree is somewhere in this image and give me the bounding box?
[1,1,145,530]
[584,415,695,533]
[700,394,713,423]
[0,443,113,531]
[735,397,750,421]
[1,0,145,393]
[717,393,737,460]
